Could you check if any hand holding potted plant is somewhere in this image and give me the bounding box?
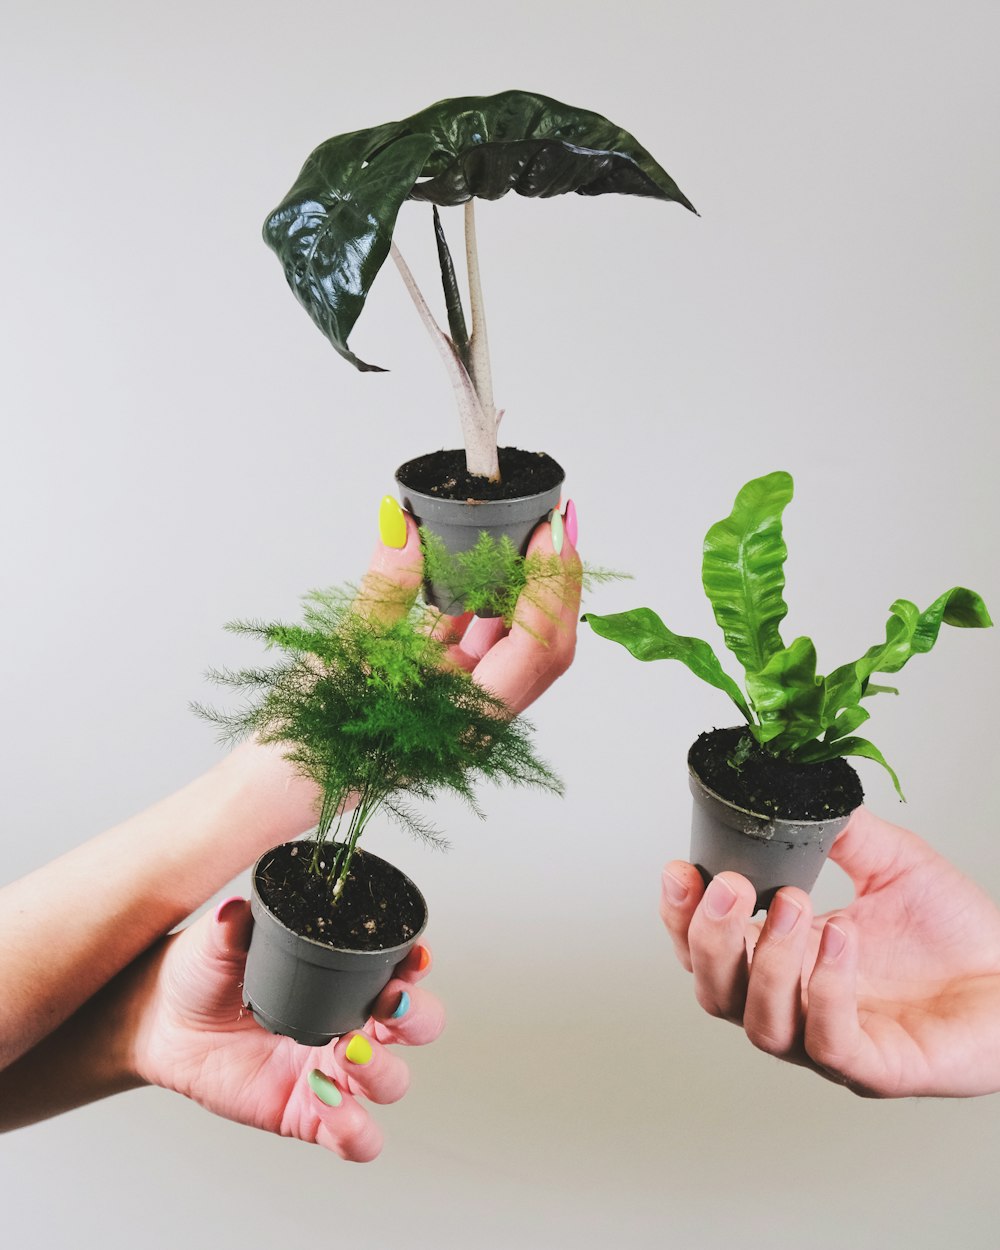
[584,471,992,909]
[264,89,694,613]
[197,579,562,1043]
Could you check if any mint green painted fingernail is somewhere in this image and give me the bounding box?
[390,990,410,1019]
[307,1069,343,1107]
[550,508,564,554]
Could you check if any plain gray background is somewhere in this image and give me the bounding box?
[3,1,998,1247]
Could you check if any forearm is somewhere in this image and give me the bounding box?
[0,942,164,1132]
[0,742,317,1070]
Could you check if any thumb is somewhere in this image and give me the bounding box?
[828,806,939,897]
[166,897,253,1026]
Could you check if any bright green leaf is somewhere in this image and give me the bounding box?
[745,636,824,751]
[702,471,794,676]
[583,608,752,723]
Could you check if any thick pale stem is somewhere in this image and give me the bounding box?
[464,200,497,433]
[390,243,499,480]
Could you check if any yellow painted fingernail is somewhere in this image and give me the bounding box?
[379,495,407,549]
[345,1033,373,1066]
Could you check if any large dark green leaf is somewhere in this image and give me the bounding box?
[264,90,696,369]
[583,608,752,723]
[702,471,794,676]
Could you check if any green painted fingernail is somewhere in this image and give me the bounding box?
[550,508,564,554]
[307,1069,343,1107]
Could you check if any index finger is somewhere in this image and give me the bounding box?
[355,498,424,624]
[471,512,582,714]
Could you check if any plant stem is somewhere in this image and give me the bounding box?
[390,243,500,481]
[463,200,497,446]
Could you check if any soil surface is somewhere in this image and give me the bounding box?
[255,844,426,952]
[396,446,564,501]
[689,726,864,821]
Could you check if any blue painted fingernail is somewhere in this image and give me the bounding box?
[390,990,411,1019]
[307,1069,342,1107]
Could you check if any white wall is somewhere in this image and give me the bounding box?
[2,2,999,1247]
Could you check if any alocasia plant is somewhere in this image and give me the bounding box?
[584,471,992,796]
[264,89,695,482]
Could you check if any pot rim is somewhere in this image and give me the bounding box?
[250,841,428,960]
[688,763,859,834]
[395,448,565,506]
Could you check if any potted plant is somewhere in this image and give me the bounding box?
[196,586,561,1043]
[263,89,696,613]
[583,471,992,909]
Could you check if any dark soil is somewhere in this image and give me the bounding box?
[689,726,864,821]
[254,844,426,952]
[396,446,564,502]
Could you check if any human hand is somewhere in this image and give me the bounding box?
[371,496,582,714]
[660,807,1000,1097]
[132,899,444,1159]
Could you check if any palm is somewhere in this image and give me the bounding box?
[134,907,409,1157]
[796,809,1000,1095]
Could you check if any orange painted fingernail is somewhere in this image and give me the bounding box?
[414,945,431,972]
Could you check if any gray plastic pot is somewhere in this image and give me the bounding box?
[242,845,428,1046]
[396,454,564,616]
[688,769,854,912]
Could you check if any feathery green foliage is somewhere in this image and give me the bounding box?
[584,471,992,798]
[196,589,562,900]
[420,527,623,627]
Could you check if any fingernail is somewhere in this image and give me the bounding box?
[704,877,738,919]
[820,921,847,964]
[768,892,802,937]
[413,944,431,972]
[564,499,578,548]
[307,1070,343,1107]
[214,896,244,924]
[345,1034,373,1066]
[661,869,689,907]
[390,990,411,1020]
[378,495,407,549]
[550,507,564,555]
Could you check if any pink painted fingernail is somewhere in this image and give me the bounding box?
[662,869,689,906]
[820,921,847,963]
[214,896,245,924]
[704,877,738,919]
[564,499,578,548]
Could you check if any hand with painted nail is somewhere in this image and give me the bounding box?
[373,494,583,715]
[123,900,444,1159]
[660,808,1000,1097]
[0,897,443,1148]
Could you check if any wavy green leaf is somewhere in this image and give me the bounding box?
[264,90,695,368]
[823,586,993,723]
[797,735,904,800]
[583,608,752,723]
[745,636,824,751]
[702,471,794,676]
